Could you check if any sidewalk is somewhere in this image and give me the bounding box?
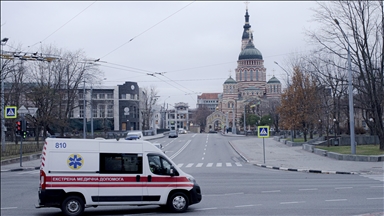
[0,134,165,172]
[226,134,384,175]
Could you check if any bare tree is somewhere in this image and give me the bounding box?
[307,0,384,149]
[141,86,159,130]
[192,105,211,131]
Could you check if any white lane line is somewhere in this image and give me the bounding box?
[261,190,281,193]
[367,197,384,200]
[196,207,218,211]
[235,162,242,166]
[170,140,191,159]
[280,201,306,205]
[235,204,254,208]
[216,163,222,167]
[370,186,384,188]
[196,163,203,167]
[203,152,205,155]
[206,163,213,167]
[299,188,318,191]
[1,207,18,210]
[335,187,353,189]
[186,163,194,168]
[177,163,183,168]
[225,192,244,195]
[325,199,347,202]
[202,157,204,160]
[226,163,232,167]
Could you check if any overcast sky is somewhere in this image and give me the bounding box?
[1,1,319,109]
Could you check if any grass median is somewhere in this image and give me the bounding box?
[316,145,384,155]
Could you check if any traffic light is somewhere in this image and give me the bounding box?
[22,131,27,139]
[15,121,22,135]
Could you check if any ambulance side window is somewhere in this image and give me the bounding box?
[148,154,174,176]
[100,153,143,174]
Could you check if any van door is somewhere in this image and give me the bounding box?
[144,154,178,204]
[97,153,144,205]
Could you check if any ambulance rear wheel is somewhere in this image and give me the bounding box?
[61,196,85,216]
[167,192,189,213]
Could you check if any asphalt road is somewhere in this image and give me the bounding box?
[1,133,383,216]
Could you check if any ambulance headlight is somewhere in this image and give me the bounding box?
[187,176,196,184]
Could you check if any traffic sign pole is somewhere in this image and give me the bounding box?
[263,138,265,164]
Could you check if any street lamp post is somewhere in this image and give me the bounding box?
[83,80,86,139]
[1,37,9,152]
[334,19,356,154]
[333,118,337,145]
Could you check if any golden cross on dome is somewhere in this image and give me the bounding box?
[247,29,253,40]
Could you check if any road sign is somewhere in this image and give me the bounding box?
[18,105,29,114]
[258,126,270,138]
[28,107,38,117]
[5,106,17,118]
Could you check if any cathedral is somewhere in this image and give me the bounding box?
[205,6,282,132]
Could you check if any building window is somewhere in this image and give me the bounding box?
[107,93,113,99]
[99,105,105,118]
[256,70,259,81]
[79,105,84,118]
[79,93,84,99]
[121,94,126,99]
[92,93,97,99]
[99,93,105,99]
[107,105,113,117]
[240,70,242,81]
[93,107,97,117]
[250,70,253,81]
[244,70,247,81]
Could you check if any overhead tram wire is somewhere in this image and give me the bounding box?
[25,1,97,52]
[99,1,195,60]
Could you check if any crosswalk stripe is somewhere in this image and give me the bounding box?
[186,163,194,168]
[235,162,242,166]
[226,163,232,167]
[217,163,222,167]
[360,174,384,182]
[206,163,213,167]
[196,163,203,167]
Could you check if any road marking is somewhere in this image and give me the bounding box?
[177,163,183,168]
[216,163,222,167]
[1,207,18,210]
[225,192,244,195]
[370,186,384,188]
[367,197,384,200]
[186,163,194,168]
[280,201,306,204]
[299,188,318,191]
[226,163,232,167]
[235,162,242,166]
[196,207,218,211]
[170,140,190,159]
[196,163,203,167]
[325,199,347,202]
[261,190,281,193]
[235,204,254,208]
[335,187,353,189]
[202,157,204,160]
[206,163,213,167]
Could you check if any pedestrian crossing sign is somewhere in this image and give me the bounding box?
[5,106,17,118]
[258,126,269,138]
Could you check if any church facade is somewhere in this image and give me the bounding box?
[205,6,282,132]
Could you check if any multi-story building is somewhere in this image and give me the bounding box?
[196,93,220,112]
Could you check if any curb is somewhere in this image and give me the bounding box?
[227,141,359,175]
[253,164,358,175]
[1,166,40,172]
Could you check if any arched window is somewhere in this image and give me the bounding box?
[239,70,242,81]
[250,70,253,81]
[256,70,259,81]
[244,70,247,81]
[274,85,276,92]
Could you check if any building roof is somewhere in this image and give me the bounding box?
[267,75,281,84]
[238,39,263,60]
[198,93,220,100]
[224,76,237,84]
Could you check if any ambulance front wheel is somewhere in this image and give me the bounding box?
[167,192,189,213]
[61,196,85,216]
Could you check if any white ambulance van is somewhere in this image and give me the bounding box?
[35,138,202,216]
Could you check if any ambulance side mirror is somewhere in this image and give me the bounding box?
[169,166,179,177]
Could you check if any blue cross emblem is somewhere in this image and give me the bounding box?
[67,154,84,170]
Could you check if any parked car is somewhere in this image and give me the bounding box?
[169,130,178,138]
[178,128,187,134]
[126,131,143,140]
[125,134,140,140]
[209,130,218,133]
